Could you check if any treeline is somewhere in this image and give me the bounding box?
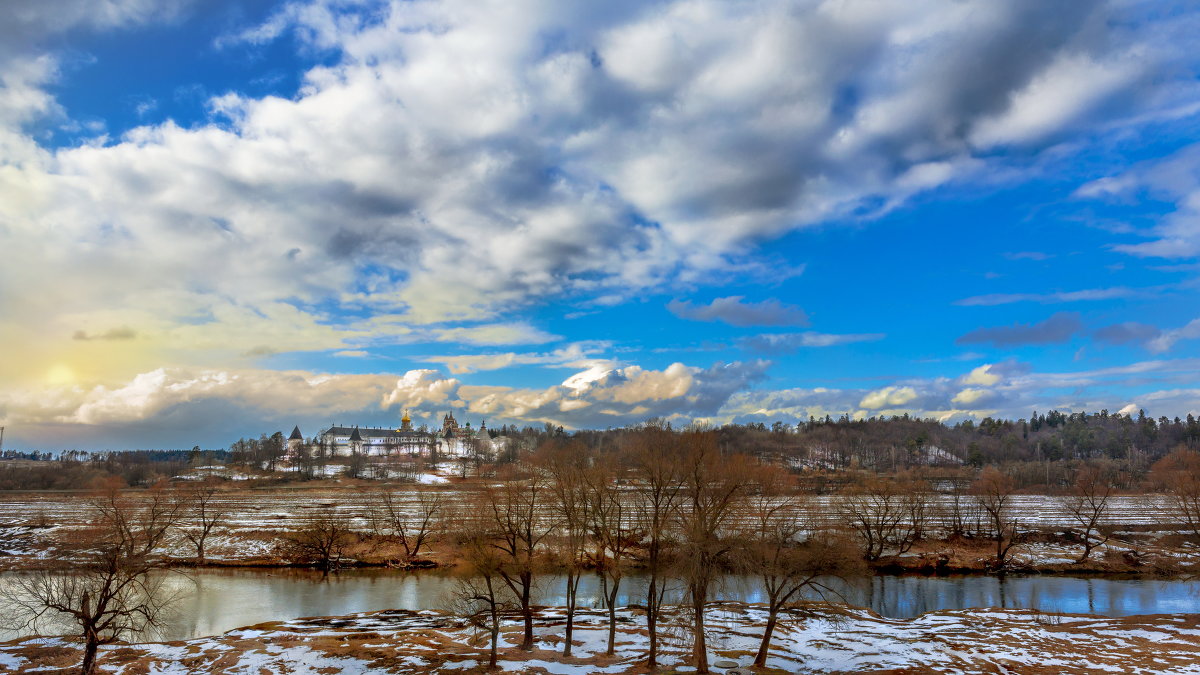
[571,410,1199,479]
[224,409,1200,481]
[705,410,1200,469]
[0,448,227,491]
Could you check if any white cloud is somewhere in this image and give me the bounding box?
[6,356,1200,448]
[1147,318,1200,353]
[739,331,885,353]
[951,387,991,406]
[0,359,770,446]
[380,369,461,410]
[421,342,612,374]
[956,288,1140,306]
[1077,145,1200,260]
[2,0,1181,384]
[0,0,1197,448]
[971,51,1140,147]
[962,364,1001,386]
[459,359,770,427]
[859,386,918,409]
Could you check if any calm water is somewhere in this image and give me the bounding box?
[2,568,1197,641]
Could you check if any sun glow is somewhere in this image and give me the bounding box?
[46,364,76,385]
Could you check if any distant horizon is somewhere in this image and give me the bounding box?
[3,405,1194,453]
[2,1,1199,451]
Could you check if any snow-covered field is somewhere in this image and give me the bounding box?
[0,490,1191,569]
[0,486,462,566]
[2,602,1198,674]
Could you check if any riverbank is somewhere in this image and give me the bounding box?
[1,486,1196,577]
[5,527,1194,580]
[3,601,1199,674]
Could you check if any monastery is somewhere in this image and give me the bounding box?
[295,411,490,459]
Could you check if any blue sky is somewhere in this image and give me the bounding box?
[2,0,1199,450]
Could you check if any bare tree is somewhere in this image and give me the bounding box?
[479,467,557,650]
[287,511,357,572]
[347,446,368,480]
[943,478,985,539]
[585,452,635,656]
[1151,447,1200,539]
[973,466,1020,573]
[742,467,863,667]
[836,474,927,561]
[626,423,685,670]
[674,431,755,674]
[371,487,444,563]
[180,477,229,564]
[1065,462,1115,563]
[293,442,318,480]
[3,479,183,675]
[533,440,591,657]
[449,511,514,670]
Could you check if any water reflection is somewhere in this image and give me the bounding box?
[2,569,1196,642]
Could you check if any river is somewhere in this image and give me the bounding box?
[1,568,1196,642]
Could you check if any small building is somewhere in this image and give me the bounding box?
[287,426,304,455]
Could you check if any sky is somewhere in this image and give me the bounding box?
[2,0,1200,450]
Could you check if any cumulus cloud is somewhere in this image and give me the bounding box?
[0,359,770,447]
[859,386,918,410]
[962,364,1001,386]
[6,355,1200,449]
[723,358,1200,426]
[957,312,1083,347]
[970,50,1140,148]
[1,0,1185,388]
[2,0,1198,446]
[951,387,999,406]
[461,360,770,428]
[667,296,808,327]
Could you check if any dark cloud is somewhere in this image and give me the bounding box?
[957,313,1083,347]
[668,296,808,327]
[72,327,137,341]
[986,359,1034,378]
[1094,322,1161,346]
[242,345,277,357]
